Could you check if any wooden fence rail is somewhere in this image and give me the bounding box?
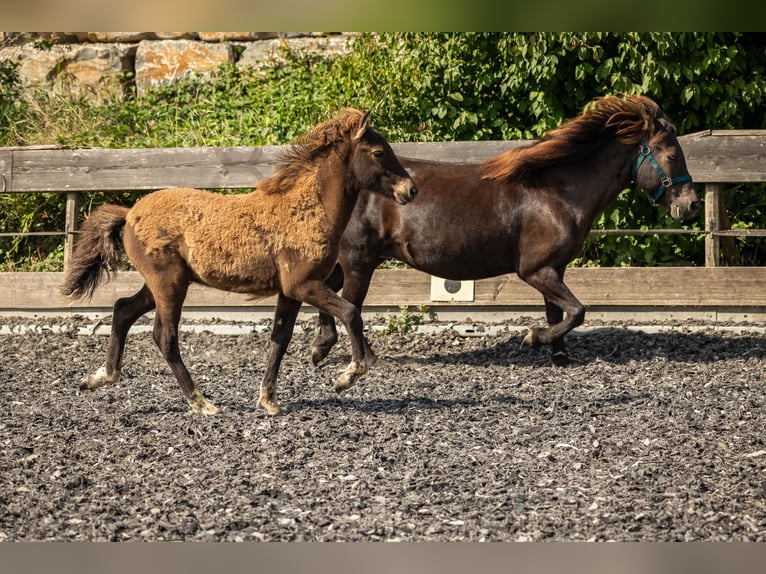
[1,130,765,321]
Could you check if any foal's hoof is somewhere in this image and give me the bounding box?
[260,400,283,416]
[80,365,119,391]
[188,390,221,416]
[310,346,329,367]
[334,361,367,393]
[551,352,570,367]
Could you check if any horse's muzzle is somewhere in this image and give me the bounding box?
[668,182,701,221]
[394,181,418,205]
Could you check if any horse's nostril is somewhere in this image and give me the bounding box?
[410,185,418,197]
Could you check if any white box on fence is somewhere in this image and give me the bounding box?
[430,276,475,302]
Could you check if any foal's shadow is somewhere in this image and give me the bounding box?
[281,389,654,415]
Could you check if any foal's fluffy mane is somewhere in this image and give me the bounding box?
[481,95,676,182]
[257,108,368,194]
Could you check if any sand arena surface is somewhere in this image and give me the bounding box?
[1,316,764,541]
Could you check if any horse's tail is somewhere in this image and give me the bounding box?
[59,204,130,301]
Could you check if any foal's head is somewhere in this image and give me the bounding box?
[277,109,417,206]
[345,109,417,205]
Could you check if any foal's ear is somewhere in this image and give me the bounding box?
[353,110,371,141]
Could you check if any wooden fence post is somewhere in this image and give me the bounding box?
[704,183,721,267]
[63,191,79,273]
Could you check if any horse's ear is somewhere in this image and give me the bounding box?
[353,110,371,141]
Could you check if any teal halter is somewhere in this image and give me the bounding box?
[631,139,693,206]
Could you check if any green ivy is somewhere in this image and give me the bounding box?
[2,33,765,269]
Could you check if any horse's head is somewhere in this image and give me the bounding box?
[632,117,700,221]
[350,111,417,205]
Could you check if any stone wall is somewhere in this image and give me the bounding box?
[0,32,352,103]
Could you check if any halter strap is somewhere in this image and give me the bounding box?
[631,139,693,206]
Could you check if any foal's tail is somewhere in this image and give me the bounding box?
[59,204,130,301]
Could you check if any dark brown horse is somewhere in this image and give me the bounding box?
[311,95,700,366]
[60,109,417,415]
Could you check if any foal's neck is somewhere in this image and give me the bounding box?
[316,149,359,238]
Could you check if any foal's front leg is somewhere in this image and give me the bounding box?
[293,279,368,393]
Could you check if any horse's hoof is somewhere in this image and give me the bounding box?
[334,374,358,393]
[520,328,540,349]
[200,403,222,416]
[310,346,328,367]
[310,337,336,367]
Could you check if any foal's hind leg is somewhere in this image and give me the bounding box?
[259,293,302,415]
[151,284,220,416]
[81,284,155,391]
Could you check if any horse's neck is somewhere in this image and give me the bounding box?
[572,141,635,218]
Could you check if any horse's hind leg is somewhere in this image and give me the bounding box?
[151,286,220,416]
[259,293,302,415]
[544,298,571,366]
[81,284,155,391]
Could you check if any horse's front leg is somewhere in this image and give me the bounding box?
[293,280,368,393]
[259,293,302,415]
[310,264,343,366]
[518,266,585,359]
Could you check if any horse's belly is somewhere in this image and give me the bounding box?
[390,242,515,281]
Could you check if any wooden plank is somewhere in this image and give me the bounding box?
[0,272,277,309]
[3,268,765,311]
[7,146,284,192]
[5,131,766,194]
[705,184,722,267]
[678,131,766,183]
[0,150,10,192]
[63,192,79,270]
[391,140,524,163]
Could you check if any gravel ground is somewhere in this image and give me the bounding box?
[1,315,765,541]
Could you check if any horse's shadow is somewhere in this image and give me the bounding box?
[358,328,766,368]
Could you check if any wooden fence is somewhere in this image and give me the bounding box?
[1,130,765,322]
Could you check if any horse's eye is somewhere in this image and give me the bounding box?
[372,149,384,159]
